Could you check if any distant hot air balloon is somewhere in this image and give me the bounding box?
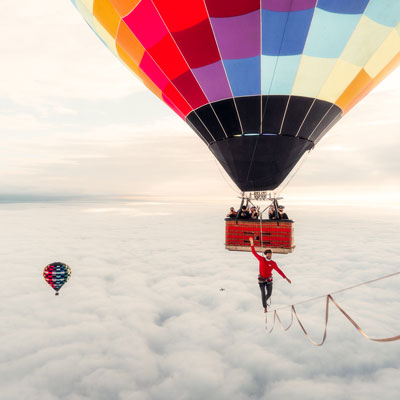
[71,0,400,191]
[43,262,71,295]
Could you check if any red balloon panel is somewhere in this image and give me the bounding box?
[148,35,190,80]
[163,82,193,117]
[139,52,169,90]
[123,0,168,49]
[172,70,209,109]
[152,0,209,32]
[204,0,261,17]
[172,19,220,69]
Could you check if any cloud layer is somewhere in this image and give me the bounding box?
[0,201,399,399]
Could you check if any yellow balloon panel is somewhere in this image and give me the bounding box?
[336,69,372,111]
[340,15,392,67]
[109,0,141,17]
[93,17,118,55]
[319,59,361,103]
[79,0,94,12]
[93,0,121,38]
[75,0,95,25]
[341,52,400,114]
[364,29,400,78]
[292,56,337,98]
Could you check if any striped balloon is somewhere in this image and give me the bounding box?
[71,0,400,191]
[43,262,71,295]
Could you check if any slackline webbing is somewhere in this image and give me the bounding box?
[265,272,400,345]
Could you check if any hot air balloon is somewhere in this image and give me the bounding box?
[70,0,399,252]
[71,0,400,191]
[43,262,71,295]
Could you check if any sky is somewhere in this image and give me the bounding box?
[0,3,399,399]
[0,1,399,204]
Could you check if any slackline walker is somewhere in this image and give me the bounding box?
[265,272,400,345]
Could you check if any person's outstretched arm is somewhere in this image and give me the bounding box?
[249,237,263,261]
[273,264,291,284]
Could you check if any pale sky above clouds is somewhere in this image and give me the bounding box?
[0,1,399,203]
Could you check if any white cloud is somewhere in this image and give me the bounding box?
[0,112,53,132]
[0,202,399,399]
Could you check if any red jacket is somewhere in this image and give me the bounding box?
[251,245,287,280]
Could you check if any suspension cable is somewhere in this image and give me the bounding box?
[276,148,312,197]
[272,271,400,312]
[265,272,400,344]
[213,158,241,195]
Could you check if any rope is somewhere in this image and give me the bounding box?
[243,0,294,192]
[267,306,294,334]
[213,158,241,195]
[265,272,400,344]
[272,271,400,312]
[260,0,294,125]
[276,148,312,197]
[243,134,261,191]
[328,295,400,343]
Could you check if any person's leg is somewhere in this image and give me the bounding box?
[266,282,273,304]
[259,283,267,308]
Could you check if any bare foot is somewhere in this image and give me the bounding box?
[264,307,268,313]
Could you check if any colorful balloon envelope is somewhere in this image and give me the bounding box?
[43,262,71,295]
[71,0,400,191]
